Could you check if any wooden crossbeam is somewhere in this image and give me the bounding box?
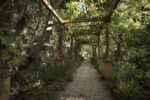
[41,0,101,24]
[62,18,101,24]
[73,28,100,33]
[41,0,120,25]
[104,0,121,21]
[108,0,121,18]
[75,30,99,33]
[41,0,63,23]
[73,31,99,35]
[47,19,101,25]
[47,18,101,25]
[77,33,98,35]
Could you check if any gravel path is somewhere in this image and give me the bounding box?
[57,59,115,100]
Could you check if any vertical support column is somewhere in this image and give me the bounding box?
[97,34,101,64]
[92,45,95,58]
[104,18,112,77]
[58,25,64,65]
[92,45,97,59]
[105,22,110,62]
[94,45,97,58]
[74,40,81,59]
[70,35,74,60]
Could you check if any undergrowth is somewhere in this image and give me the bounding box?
[11,59,81,100]
[91,58,149,100]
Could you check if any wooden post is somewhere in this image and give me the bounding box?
[70,35,74,60]
[58,25,64,65]
[92,45,97,59]
[97,34,101,64]
[94,45,97,58]
[74,40,81,59]
[105,21,110,62]
[103,0,121,62]
[104,18,112,77]
[102,0,121,77]
[92,45,95,58]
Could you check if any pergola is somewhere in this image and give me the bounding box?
[41,0,121,67]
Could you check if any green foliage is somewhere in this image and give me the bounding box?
[0,0,149,100]
[11,59,81,100]
[108,64,144,100]
[80,45,92,58]
[92,58,147,100]
[104,0,150,99]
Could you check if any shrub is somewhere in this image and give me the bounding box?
[11,59,81,100]
[92,58,146,100]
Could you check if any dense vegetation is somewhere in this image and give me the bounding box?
[0,0,82,99]
[91,1,150,100]
[0,0,149,100]
[12,59,81,100]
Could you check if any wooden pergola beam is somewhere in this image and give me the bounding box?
[41,0,63,23]
[72,29,100,35]
[62,18,101,24]
[76,39,97,44]
[41,0,101,24]
[74,32,98,35]
[79,30,99,33]
[108,0,121,19]
[103,0,121,69]
[104,0,121,21]
[41,0,120,25]
[47,18,101,25]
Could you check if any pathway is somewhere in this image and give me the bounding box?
[57,59,115,100]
